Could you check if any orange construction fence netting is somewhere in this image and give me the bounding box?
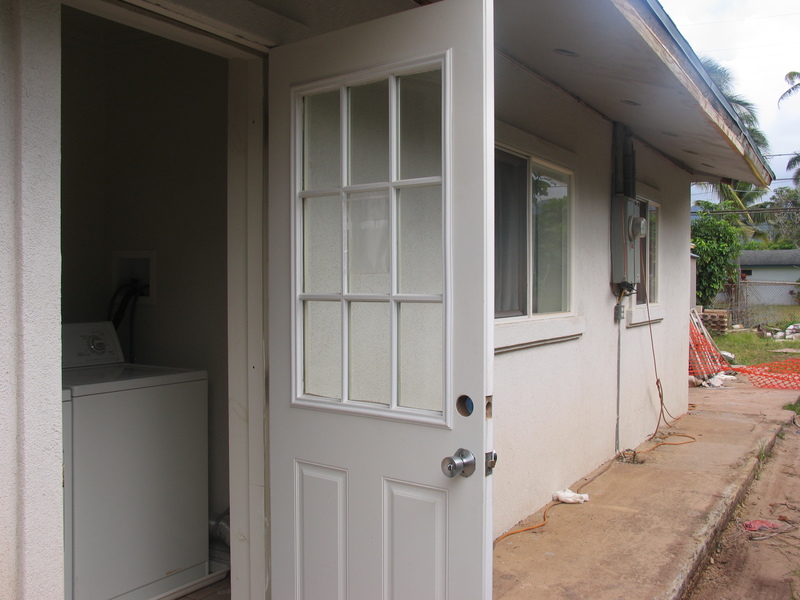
[736,359,800,390]
[688,320,730,379]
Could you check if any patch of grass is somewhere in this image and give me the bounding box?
[712,331,800,366]
[784,398,800,414]
[754,440,770,479]
[757,440,768,463]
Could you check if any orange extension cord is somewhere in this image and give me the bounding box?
[494,431,697,546]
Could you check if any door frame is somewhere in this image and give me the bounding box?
[60,2,269,597]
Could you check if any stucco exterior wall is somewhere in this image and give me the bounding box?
[492,54,691,537]
[0,1,64,598]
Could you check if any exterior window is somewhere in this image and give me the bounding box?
[495,148,571,318]
[636,199,659,304]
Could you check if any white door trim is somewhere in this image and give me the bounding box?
[59,3,268,599]
[62,0,299,55]
[227,58,267,600]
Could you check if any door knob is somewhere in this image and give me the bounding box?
[441,448,476,478]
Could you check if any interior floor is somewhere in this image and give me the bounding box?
[177,576,231,600]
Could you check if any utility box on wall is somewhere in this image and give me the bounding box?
[610,194,646,285]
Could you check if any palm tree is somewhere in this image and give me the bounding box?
[788,152,800,188]
[779,71,800,106]
[778,72,799,190]
[701,58,769,153]
[697,57,770,235]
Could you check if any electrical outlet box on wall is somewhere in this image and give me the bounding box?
[610,194,641,285]
[112,251,156,305]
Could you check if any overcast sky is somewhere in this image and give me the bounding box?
[657,0,800,199]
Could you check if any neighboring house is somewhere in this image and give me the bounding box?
[740,250,800,283]
[738,249,800,306]
[1,0,772,598]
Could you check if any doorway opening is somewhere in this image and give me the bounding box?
[61,6,235,597]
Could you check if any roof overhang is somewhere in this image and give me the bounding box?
[126,0,772,185]
[494,0,774,186]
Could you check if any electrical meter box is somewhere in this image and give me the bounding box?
[611,194,647,285]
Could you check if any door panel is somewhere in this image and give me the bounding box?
[268,1,493,597]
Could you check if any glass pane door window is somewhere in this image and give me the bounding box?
[295,64,446,418]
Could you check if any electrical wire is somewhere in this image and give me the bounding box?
[637,236,690,436]
[677,11,800,27]
[493,428,696,546]
[619,433,696,464]
[493,501,560,546]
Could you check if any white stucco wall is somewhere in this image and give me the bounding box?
[492,53,691,537]
[0,1,64,598]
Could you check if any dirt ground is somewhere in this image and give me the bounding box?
[685,416,800,600]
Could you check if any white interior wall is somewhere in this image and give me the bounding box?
[61,12,231,515]
[492,54,691,537]
[0,1,64,598]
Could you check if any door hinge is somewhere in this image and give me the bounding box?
[485,451,498,476]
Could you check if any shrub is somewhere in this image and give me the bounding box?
[692,214,741,306]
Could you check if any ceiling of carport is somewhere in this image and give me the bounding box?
[493,0,772,185]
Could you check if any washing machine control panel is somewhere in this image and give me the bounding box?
[62,322,125,369]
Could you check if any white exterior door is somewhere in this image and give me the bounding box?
[268,1,494,597]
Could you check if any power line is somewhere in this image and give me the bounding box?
[701,44,798,54]
[678,11,800,27]
[700,207,800,215]
[696,51,800,61]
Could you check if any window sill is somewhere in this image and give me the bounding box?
[626,303,665,327]
[494,314,586,354]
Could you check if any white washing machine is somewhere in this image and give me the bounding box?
[62,322,209,600]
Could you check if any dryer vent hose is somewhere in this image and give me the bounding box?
[209,509,231,548]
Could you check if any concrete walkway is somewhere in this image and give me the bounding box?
[493,378,800,600]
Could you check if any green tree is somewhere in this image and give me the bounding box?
[787,152,800,188]
[778,72,799,190]
[698,58,770,235]
[768,187,800,248]
[691,214,741,306]
[703,58,769,152]
[778,71,800,106]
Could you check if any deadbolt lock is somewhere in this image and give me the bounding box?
[441,448,476,478]
[485,450,498,476]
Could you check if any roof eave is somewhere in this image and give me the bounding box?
[612,0,774,186]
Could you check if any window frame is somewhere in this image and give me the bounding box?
[291,56,452,427]
[494,143,574,320]
[625,193,664,328]
[635,197,659,306]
